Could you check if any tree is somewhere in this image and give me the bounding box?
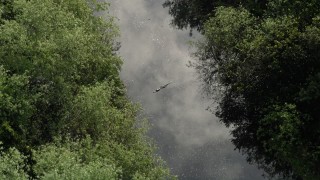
[0,143,29,180]
[0,0,122,148]
[0,66,36,149]
[0,137,171,179]
[165,0,320,179]
[163,0,267,32]
[0,0,174,179]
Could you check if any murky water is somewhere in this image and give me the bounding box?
[108,0,264,179]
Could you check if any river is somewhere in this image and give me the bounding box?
[109,0,264,179]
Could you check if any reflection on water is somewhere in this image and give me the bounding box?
[109,0,264,179]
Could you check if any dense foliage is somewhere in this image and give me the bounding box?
[165,0,320,179]
[163,0,267,32]
[0,0,174,179]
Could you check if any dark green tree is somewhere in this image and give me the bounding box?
[165,0,320,179]
[163,0,267,32]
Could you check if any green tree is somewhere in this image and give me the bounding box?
[0,0,174,179]
[166,0,320,179]
[0,0,122,148]
[61,82,172,179]
[0,66,36,149]
[0,143,29,180]
[163,0,267,32]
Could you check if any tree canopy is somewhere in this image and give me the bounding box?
[0,0,174,179]
[165,0,320,179]
[163,0,267,32]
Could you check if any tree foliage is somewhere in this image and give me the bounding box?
[163,0,267,32]
[165,0,320,179]
[0,0,174,179]
[0,143,29,180]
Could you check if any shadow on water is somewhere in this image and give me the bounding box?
[109,0,265,179]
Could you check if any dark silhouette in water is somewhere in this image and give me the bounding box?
[153,82,172,93]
